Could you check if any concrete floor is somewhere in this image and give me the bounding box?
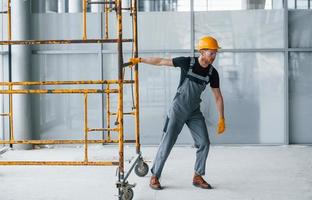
[0,145,311,200]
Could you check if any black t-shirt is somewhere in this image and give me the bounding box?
[172,56,220,88]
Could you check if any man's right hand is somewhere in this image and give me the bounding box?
[217,117,226,135]
[129,57,141,65]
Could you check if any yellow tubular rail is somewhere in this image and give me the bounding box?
[106,84,111,141]
[116,0,124,174]
[0,89,119,94]
[132,0,141,154]
[83,0,87,40]
[105,0,109,39]
[0,161,119,166]
[0,80,134,86]
[9,85,13,144]
[0,140,136,145]
[84,93,88,162]
[7,0,11,40]
[0,39,133,45]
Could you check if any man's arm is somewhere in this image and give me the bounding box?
[141,57,173,66]
[211,87,224,119]
[211,87,226,134]
[129,57,174,67]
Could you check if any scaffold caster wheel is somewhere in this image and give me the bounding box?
[121,187,134,200]
[135,162,149,177]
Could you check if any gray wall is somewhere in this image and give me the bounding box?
[1,10,312,144]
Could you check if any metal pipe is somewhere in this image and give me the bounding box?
[0,89,119,94]
[8,44,12,149]
[88,1,116,4]
[7,0,11,40]
[0,80,134,86]
[106,84,111,141]
[88,127,119,131]
[0,39,133,45]
[105,0,109,39]
[124,154,141,181]
[83,0,87,40]
[84,93,88,162]
[0,139,136,144]
[132,0,140,154]
[9,85,13,146]
[110,112,135,115]
[116,0,124,175]
[0,161,119,166]
[284,0,289,144]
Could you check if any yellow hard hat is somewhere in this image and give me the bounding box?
[197,36,220,51]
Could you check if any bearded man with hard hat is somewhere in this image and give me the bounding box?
[130,36,226,190]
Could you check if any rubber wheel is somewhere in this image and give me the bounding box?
[135,162,149,177]
[121,188,134,200]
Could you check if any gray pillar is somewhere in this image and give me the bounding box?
[11,0,32,149]
[46,0,58,13]
[68,0,82,13]
[58,0,66,13]
[31,0,46,13]
[242,0,266,9]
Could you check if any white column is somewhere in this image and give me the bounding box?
[58,0,66,13]
[91,0,104,13]
[122,0,129,10]
[242,0,266,9]
[143,0,151,11]
[68,0,82,13]
[11,0,32,149]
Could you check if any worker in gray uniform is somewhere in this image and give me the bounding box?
[130,36,226,190]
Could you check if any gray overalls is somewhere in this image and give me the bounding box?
[151,57,214,178]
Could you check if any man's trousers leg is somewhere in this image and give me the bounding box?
[186,110,210,176]
[151,116,185,178]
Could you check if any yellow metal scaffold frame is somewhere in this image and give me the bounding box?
[0,0,144,199]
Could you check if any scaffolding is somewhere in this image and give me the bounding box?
[0,0,145,199]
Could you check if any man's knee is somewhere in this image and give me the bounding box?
[195,139,210,149]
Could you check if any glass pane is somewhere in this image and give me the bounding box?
[206,52,285,144]
[289,10,312,48]
[288,0,296,9]
[296,0,309,9]
[194,0,283,11]
[31,54,102,140]
[138,12,191,50]
[195,10,284,49]
[31,13,102,50]
[289,52,312,143]
[0,6,8,43]
[138,0,190,12]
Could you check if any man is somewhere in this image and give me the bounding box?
[130,36,226,190]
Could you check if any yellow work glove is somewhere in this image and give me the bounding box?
[217,117,226,135]
[129,57,141,65]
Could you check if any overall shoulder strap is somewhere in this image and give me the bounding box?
[208,65,214,76]
[189,57,195,69]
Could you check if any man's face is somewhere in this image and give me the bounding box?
[201,49,217,65]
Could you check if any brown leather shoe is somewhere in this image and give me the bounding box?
[150,175,162,190]
[193,175,212,189]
